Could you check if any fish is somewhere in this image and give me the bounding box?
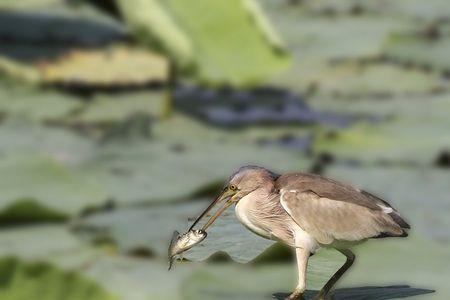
[168,229,207,270]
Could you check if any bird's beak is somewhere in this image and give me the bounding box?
[189,187,237,231]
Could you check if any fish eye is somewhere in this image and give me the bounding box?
[229,184,237,191]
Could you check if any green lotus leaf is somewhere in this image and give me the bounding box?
[74,200,274,263]
[68,91,163,126]
[294,0,450,22]
[264,13,410,92]
[292,61,443,98]
[84,115,309,203]
[0,257,117,300]
[0,154,106,217]
[116,0,290,86]
[0,84,81,122]
[0,119,93,163]
[313,94,450,165]
[40,46,168,87]
[384,29,450,73]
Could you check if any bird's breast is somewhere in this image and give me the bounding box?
[235,194,272,239]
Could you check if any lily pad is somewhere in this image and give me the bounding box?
[0,84,81,122]
[295,62,444,98]
[39,46,168,87]
[264,14,410,92]
[0,257,117,300]
[69,91,163,126]
[0,154,106,217]
[74,200,274,263]
[296,0,450,22]
[0,120,94,164]
[116,0,290,86]
[313,94,450,165]
[310,93,450,120]
[83,256,195,300]
[0,225,86,260]
[384,30,450,73]
[83,116,309,203]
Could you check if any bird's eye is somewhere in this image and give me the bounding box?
[229,184,237,191]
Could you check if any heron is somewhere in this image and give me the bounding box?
[189,165,410,300]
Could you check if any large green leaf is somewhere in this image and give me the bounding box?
[384,29,450,73]
[0,257,117,300]
[83,257,195,300]
[292,62,444,98]
[313,94,450,165]
[82,114,309,204]
[40,46,168,87]
[0,154,106,218]
[0,120,94,163]
[0,225,86,260]
[310,93,450,120]
[116,0,290,86]
[68,91,163,126]
[262,12,410,92]
[295,0,450,22]
[0,84,81,122]
[74,200,274,263]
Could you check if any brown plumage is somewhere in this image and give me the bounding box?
[190,166,410,300]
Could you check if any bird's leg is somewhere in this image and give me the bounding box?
[285,247,309,300]
[313,249,355,300]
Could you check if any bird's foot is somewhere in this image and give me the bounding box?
[284,288,305,300]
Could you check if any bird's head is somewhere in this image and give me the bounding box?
[189,166,279,231]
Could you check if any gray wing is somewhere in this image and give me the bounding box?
[280,189,407,245]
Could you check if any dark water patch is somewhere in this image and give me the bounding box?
[273,285,434,300]
[0,11,124,49]
[174,85,360,128]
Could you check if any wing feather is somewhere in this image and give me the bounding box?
[280,189,405,245]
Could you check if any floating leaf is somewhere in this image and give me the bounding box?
[83,256,195,300]
[0,84,81,122]
[81,113,309,204]
[0,225,86,260]
[0,120,94,163]
[310,93,450,120]
[39,46,168,87]
[264,14,410,92]
[69,91,163,126]
[0,154,106,217]
[0,257,117,300]
[74,200,274,263]
[313,94,450,165]
[296,62,444,98]
[0,0,62,11]
[296,0,450,22]
[116,0,289,86]
[384,30,450,73]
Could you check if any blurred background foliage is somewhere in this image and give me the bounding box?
[0,0,449,299]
